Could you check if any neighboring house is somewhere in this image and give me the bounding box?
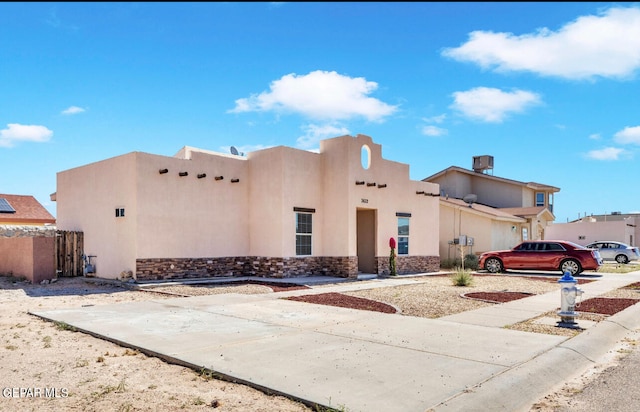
[423,156,560,255]
[438,197,526,261]
[0,194,56,226]
[546,213,639,247]
[53,134,441,281]
[0,194,56,283]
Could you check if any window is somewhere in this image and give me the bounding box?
[361,144,371,170]
[397,217,409,255]
[522,227,528,241]
[547,243,565,251]
[115,208,125,218]
[295,213,312,256]
[535,192,545,207]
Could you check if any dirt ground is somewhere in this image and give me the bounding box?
[1,273,638,411]
[0,277,312,412]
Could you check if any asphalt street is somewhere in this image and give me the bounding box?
[532,328,640,411]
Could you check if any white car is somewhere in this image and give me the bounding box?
[585,241,640,264]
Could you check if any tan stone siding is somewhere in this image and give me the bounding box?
[0,225,56,238]
[136,256,358,281]
[376,255,440,276]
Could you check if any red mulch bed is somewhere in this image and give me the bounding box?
[286,292,397,313]
[463,291,534,303]
[578,297,640,316]
[624,282,640,290]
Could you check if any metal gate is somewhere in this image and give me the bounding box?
[55,231,84,277]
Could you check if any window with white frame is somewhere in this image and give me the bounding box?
[294,208,314,256]
[397,214,410,255]
[535,192,545,207]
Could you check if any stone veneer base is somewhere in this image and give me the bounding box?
[136,255,439,281]
[136,256,358,281]
[376,255,440,276]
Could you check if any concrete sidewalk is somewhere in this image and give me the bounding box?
[30,272,640,412]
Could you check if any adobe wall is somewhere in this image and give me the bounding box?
[0,226,56,283]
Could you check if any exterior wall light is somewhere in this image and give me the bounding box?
[231,178,240,183]
[159,169,169,174]
[197,173,206,179]
[179,172,188,177]
[215,176,224,181]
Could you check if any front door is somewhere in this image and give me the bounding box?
[357,209,376,274]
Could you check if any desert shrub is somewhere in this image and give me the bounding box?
[464,254,479,270]
[451,268,474,286]
[440,258,461,269]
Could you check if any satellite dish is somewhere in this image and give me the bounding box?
[230,146,239,156]
[463,194,477,207]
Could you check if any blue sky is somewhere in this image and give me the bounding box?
[2,2,639,223]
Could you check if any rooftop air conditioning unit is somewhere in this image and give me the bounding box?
[472,155,494,173]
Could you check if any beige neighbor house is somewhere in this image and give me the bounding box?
[422,156,560,258]
[0,194,56,283]
[53,134,441,281]
[546,213,639,248]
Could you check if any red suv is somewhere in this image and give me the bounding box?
[479,240,603,275]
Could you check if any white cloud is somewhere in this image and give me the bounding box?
[62,106,86,115]
[228,70,398,122]
[614,126,640,145]
[585,147,627,160]
[296,124,350,150]
[442,7,640,80]
[423,114,446,124]
[450,87,541,123]
[588,133,601,140]
[0,123,53,148]
[422,125,448,137]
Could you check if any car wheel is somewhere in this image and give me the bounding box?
[485,257,503,273]
[560,259,582,275]
[615,254,629,264]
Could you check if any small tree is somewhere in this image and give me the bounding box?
[459,243,466,270]
[389,237,397,276]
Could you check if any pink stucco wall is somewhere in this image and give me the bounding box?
[0,237,55,283]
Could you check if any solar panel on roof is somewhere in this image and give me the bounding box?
[0,198,16,213]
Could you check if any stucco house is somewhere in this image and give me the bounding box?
[0,194,56,283]
[423,156,560,257]
[438,196,526,262]
[546,213,639,247]
[53,134,441,281]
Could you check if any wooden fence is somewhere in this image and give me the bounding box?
[55,230,84,277]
